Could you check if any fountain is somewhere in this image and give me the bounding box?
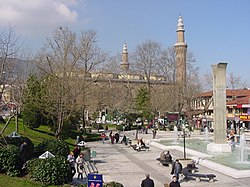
[239,133,246,163]
[205,127,209,144]
[173,125,178,144]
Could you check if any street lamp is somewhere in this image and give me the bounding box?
[179,116,188,159]
[183,128,186,159]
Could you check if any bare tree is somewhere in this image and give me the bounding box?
[0,26,23,102]
[0,26,32,134]
[35,27,108,138]
[132,40,162,92]
[203,72,247,91]
[35,27,80,139]
[227,72,247,90]
[157,46,176,82]
[155,46,201,112]
[202,73,213,91]
[76,30,108,128]
[100,53,121,73]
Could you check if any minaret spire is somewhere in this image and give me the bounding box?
[175,16,187,85]
[121,42,129,71]
[174,16,188,112]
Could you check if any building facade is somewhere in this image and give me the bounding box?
[82,16,188,120]
[191,89,250,130]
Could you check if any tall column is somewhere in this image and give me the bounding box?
[174,16,187,112]
[175,16,187,89]
[212,63,227,144]
[207,62,231,153]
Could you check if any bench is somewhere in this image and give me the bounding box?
[182,168,216,182]
[156,158,173,166]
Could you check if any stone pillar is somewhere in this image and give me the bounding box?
[207,62,231,152]
[213,63,227,144]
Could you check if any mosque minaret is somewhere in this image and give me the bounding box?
[120,43,129,71]
[175,16,187,89]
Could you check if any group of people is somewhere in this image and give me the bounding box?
[102,130,128,145]
[140,150,182,187]
[157,150,182,186]
[67,145,87,181]
[108,130,120,144]
[141,173,181,187]
[160,150,173,163]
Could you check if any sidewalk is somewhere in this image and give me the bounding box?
[73,130,250,187]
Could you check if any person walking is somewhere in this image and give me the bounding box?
[171,159,183,182]
[141,173,154,187]
[73,146,81,160]
[114,132,120,143]
[169,175,181,187]
[152,129,157,139]
[20,141,28,167]
[76,153,85,180]
[101,132,106,144]
[67,151,76,181]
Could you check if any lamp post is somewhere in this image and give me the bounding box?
[183,128,186,159]
[179,115,188,160]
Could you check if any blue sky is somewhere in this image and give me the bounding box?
[1,0,250,85]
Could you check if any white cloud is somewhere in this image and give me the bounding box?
[0,0,82,37]
[54,2,77,22]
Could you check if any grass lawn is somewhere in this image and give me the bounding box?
[0,174,60,187]
[0,118,101,150]
[0,118,55,146]
[0,118,102,186]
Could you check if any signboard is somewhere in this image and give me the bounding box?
[88,173,103,187]
[166,113,179,122]
[239,115,250,121]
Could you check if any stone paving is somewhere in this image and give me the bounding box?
[72,130,250,187]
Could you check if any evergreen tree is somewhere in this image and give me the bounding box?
[135,87,152,120]
[21,75,44,129]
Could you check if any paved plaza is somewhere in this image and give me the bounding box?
[73,130,250,187]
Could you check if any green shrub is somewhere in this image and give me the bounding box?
[0,136,34,160]
[78,184,87,187]
[91,123,104,130]
[27,157,71,185]
[0,145,21,176]
[116,125,123,131]
[104,181,124,187]
[34,140,69,158]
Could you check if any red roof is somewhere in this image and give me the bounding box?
[227,95,250,105]
[198,89,250,98]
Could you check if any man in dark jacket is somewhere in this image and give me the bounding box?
[170,159,183,181]
[141,173,154,187]
[169,175,181,187]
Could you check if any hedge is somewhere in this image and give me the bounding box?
[0,145,21,176]
[104,181,124,187]
[34,140,70,158]
[27,156,71,185]
[0,136,34,160]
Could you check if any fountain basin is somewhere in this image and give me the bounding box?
[207,142,231,153]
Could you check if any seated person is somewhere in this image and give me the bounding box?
[160,150,167,161]
[165,151,172,162]
[140,139,146,147]
[121,135,128,145]
[136,139,146,150]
